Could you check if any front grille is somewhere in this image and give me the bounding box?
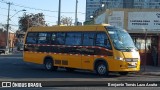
[125,58,138,62]
[125,58,138,68]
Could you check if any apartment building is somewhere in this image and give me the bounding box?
[86,0,160,21]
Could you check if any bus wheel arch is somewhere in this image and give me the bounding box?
[94,59,109,76]
[43,56,57,71]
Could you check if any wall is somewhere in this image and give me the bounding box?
[0,31,16,48]
[9,33,16,48]
[0,31,7,47]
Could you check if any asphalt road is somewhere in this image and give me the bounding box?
[0,54,160,90]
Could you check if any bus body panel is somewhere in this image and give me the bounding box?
[81,55,94,70]
[62,54,82,68]
[24,52,45,64]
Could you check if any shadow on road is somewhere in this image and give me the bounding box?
[0,62,126,79]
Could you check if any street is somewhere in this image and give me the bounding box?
[0,54,160,90]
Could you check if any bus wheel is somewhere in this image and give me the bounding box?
[44,59,57,71]
[119,72,128,76]
[95,62,108,76]
[66,68,75,72]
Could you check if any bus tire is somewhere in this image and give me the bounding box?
[44,59,57,71]
[119,72,128,76]
[95,61,108,76]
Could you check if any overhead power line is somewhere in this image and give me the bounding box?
[0,0,85,14]
[12,3,85,14]
[0,6,8,10]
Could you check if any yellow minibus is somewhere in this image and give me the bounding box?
[23,24,140,76]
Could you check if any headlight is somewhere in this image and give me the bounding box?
[115,57,124,61]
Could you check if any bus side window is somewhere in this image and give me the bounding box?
[65,32,82,45]
[83,32,95,46]
[38,32,48,44]
[56,33,65,45]
[51,33,56,44]
[26,32,38,44]
[96,33,112,49]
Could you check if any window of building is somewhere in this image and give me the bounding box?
[132,37,152,53]
[65,32,82,45]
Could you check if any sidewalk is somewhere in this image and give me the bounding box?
[0,47,22,56]
[138,66,160,76]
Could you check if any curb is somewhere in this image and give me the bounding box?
[0,51,22,56]
[142,73,160,76]
[136,71,160,76]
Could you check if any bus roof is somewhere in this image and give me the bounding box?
[27,24,111,32]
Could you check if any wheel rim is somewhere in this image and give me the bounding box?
[46,62,52,70]
[97,64,106,75]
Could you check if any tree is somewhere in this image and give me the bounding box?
[19,13,46,32]
[1,24,11,31]
[59,16,73,26]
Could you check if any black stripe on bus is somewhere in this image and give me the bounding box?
[24,44,113,56]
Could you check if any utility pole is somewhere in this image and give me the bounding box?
[5,2,25,54]
[75,0,78,26]
[58,0,61,25]
[6,2,11,54]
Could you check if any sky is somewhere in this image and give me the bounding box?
[0,0,86,32]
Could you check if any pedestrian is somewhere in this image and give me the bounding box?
[147,45,151,53]
[152,46,158,66]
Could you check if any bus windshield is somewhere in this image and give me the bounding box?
[106,26,137,51]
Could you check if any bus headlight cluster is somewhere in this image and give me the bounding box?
[115,57,124,61]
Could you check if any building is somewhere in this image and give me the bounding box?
[85,0,160,21]
[134,0,160,9]
[0,30,16,53]
[86,0,123,21]
[16,30,25,50]
[94,8,160,66]
[0,23,16,53]
[0,24,6,50]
